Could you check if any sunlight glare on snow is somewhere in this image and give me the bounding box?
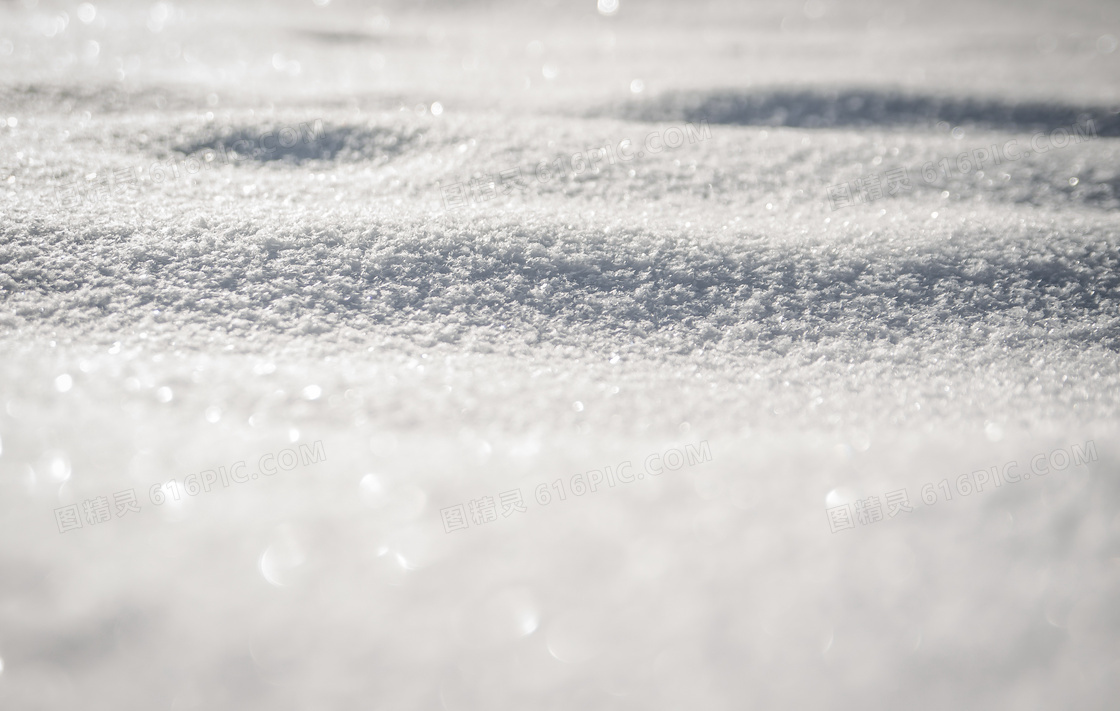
[49,453,71,483]
[598,0,620,16]
[825,487,858,507]
[258,527,307,587]
[301,384,322,400]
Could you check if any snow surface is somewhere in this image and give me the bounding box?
[1,0,1119,709]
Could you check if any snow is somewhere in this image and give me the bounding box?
[1,0,1118,709]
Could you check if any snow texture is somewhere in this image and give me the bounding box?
[0,0,1118,710]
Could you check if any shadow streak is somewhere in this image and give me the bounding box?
[609,88,1120,136]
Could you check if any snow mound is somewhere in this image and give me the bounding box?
[172,121,429,164]
[2,211,1118,353]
